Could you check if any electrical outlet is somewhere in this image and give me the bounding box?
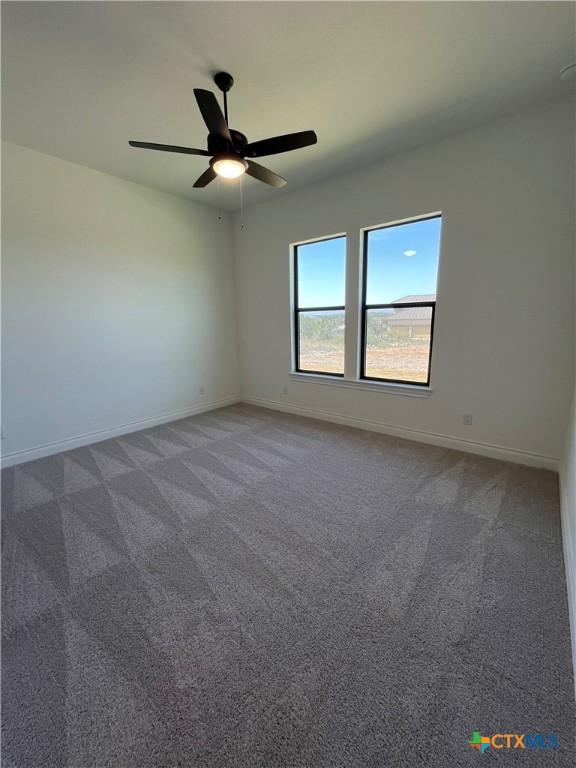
[462,414,473,426]
[282,386,288,396]
[199,386,205,395]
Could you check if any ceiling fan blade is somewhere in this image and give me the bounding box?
[246,161,287,188]
[129,141,210,156]
[193,167,217,188]
[193,89,231,141]
[244,130,317,158]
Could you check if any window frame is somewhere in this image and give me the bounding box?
[359,214,441,388]
[293,234,346,378]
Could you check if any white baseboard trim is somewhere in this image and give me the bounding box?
[242,396,559,471]
[0,396,240,468]
[3,393,558,472]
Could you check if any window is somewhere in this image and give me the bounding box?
[291,215,442,389]
[360,215,442,386]
[293,235,346,376]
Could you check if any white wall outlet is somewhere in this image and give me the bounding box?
[462,414,473,426]
[199,386,205,395]
[282,386,288,396]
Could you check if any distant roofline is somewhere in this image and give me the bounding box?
[392,293,436,303]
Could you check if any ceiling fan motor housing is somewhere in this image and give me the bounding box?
[208,129,247,157]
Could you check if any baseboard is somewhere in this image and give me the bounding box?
[3,392,558,472]
[0,395,240,468]
[242,396,559,471]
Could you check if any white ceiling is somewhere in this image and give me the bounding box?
[2,1,575,211]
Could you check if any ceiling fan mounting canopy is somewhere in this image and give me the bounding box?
[129,71,318,189]
[213,71,234,93]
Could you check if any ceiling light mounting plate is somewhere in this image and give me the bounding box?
[214,71,234,93]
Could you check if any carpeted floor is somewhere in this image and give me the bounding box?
[1,404,575,767]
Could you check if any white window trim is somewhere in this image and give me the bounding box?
[289,371,433,398]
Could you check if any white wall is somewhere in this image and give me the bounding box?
[234,98,575,467]
[560,104,576,690]
[1,141,239,464]
[561,389,576,697]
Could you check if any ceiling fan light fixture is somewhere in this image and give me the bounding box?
[212,156,247,179]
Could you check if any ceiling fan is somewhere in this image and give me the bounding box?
[129,72,317,189]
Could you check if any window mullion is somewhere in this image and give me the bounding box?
[344,230,361,380]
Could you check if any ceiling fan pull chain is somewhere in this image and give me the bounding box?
[239,176,244,230]
[217,176,223,222]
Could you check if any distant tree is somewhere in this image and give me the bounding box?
[300,314,342,350]
[366,316,391,346]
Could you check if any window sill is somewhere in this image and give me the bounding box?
[289,372,433,398]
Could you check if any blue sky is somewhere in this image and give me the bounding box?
[297,217,441,308]
[297,237,346,307]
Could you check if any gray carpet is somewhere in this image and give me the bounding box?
[1,404,574,767]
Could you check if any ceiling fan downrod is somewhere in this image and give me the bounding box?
[214,71,234,125]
